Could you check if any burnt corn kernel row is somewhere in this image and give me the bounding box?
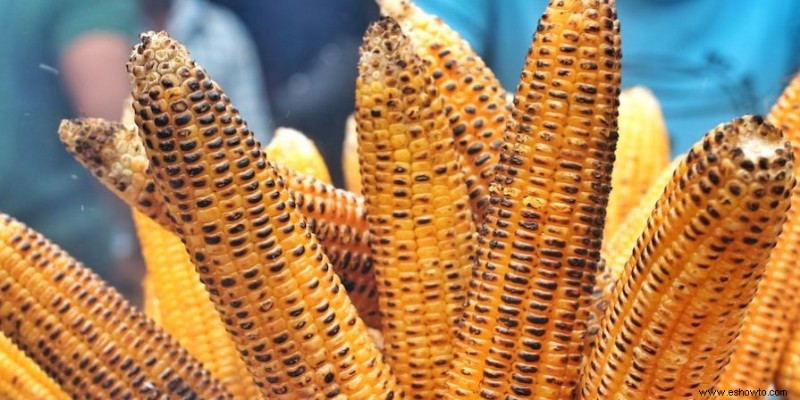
[0,333,68,400]
[355,18,476,399]
[377,0,508,219]
[0,214,232,400]
[602,156,683,279]
[446,1,621,398]
[128,31,398,399]
[132,210,261,399]
[59,118,380,326]
[718,72,800,397]
[581,116,795,399]
[604,87,670,237]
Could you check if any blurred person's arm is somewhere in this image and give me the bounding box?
[54,0,140,121]
[414,0,491,54]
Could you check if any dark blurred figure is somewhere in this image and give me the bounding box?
[0,1,141,281]
[141,0,274,143]
[210,0,380,187]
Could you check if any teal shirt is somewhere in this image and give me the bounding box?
[416,0,800,156]
[0,1,140,271]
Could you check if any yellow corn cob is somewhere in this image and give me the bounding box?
[0,213,233,399]
[132,210,261,399]
[580,116,795,399]
[377,0,508,219]
[59,118,380,327]
[266,127,333,184]
[778,318,800,397]
[446,1,621,398]
[355,18,477,398]
[128,31,399,399]
[605,86,670,236]
[719,72,800,397]
[343,113,363,194]
[140,270,161,324]
[0,333,68,400]
[602,156,683,280]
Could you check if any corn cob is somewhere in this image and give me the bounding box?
[59,118,380,327]
[128,31,398,399]
[605,86,670,236]
[343,113,363,194]
[356,18,477,398]
[0,333,68,400]
[718,72,800,397]
[132,210,261,399]
[0,213,233,399]
[446,1,621,398]
[266,127,333,184]
[377,0,508,219]
[580,116,795,399]
[778,318,800,398]
[602,156,683,280]
[140,270,161,324]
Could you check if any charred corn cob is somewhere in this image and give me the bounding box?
[605,87,670,236]
[129,31,398,399]
[343,113,363,194]
[0,213,232,399]
[355,18,477,398]
[132,210,261,399]
[580,116,795,399]
[59,118,380,327]
[446,1,621,398]
[266,127,333,184]
[0,333,68,400]
[778,317,800,398]
[602,156,683,279]
[377,0,508,219]
[718,72,800,397]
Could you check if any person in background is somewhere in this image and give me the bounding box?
[415,0,800,156]
[0,1,141,286]
[209,0,380,187]
[141,0,274,143]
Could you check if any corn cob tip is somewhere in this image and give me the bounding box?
[375,0,413,19]
[359,17,412,79]
[716,115,792,163]
[128,31,193,95]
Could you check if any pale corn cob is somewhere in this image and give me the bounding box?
[266,127,333,184]
[377,0,508,219]
[0,213,232,399]
[446,1,621,398]
[778,317,800,398]
[356,17,477,398]
[343,113,363,194]
[605,86,670,236]
[132,210,261,399]
[580,116,795,399]
[140,271,160,324]
[720,72,800,397]
[602,156,683,280]
[128,31,399,399]
[59,118,380,327]
[0,333,68,400]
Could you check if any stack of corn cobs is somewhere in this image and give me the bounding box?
[2,0,800,398]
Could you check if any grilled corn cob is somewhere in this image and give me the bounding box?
[446,1,621,398]
[602,156,683,279]
[605,87,670,236]
[377,0,508,219]
[718,72,800,397]
[132,210,261,399]
[0,333,68,400]
[343,113,363,194]
[59,118,380,327]
[355,17,477,398]
[580,116,795,399]
[266,127,333,184]
[128,31,398,399]
[0,213,233,399]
